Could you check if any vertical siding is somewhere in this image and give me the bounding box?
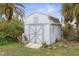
[44,24,50,45]
[50,25,61,44]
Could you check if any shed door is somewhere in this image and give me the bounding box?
[28,24,44,44]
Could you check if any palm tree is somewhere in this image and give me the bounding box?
[61,4,73,23]
[0,3,25,21]
[61,3,79,35]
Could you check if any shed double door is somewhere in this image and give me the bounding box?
[28,24,44,44]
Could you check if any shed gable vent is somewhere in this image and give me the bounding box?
[33,16,39,24]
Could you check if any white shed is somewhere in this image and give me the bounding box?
[24,13,61,45]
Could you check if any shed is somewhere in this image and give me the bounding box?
[24,13,61,45]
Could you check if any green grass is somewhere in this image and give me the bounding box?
[0,41,79,56]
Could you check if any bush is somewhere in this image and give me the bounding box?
[0,19,23,45]
[64,34,78,41]
[63,23,78,41]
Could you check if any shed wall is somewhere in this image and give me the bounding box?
[50,25,61,44]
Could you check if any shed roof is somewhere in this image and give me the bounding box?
[25,13,61,25]
[48,16,60,23]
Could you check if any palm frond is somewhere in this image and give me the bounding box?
[16,3,25,8]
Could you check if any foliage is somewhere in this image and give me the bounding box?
[0,19,23,45]
[0,3,25,21]
[63,23,79,41]
[61,3,79,35]
[61,4,74,22]
[61,3,79,23]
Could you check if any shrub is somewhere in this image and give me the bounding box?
[0,19,23,45]
[63,23,78,41]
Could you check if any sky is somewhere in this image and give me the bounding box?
[23,3,63,22]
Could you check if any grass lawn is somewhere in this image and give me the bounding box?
[0,41,79,56]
